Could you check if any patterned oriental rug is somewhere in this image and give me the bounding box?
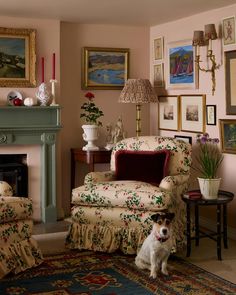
[1,251,236,295]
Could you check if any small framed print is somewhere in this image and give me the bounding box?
[180,94,206,133]
[222,16,236,46]
[154,37,163,60]
[174,135,192,144]
[206,105,216,125]
[154,64,164,87]
[158,95,179,131]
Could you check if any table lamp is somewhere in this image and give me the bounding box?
[118,79,157,137]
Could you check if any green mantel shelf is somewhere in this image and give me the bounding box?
[0,106,62,223]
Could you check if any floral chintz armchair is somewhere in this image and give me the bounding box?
[0,182,43,278]
[66,136,192,254]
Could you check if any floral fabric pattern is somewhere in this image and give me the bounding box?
[0,197,33,223]
[72,181,171,211]
[66,136,192,255]
[0,197,43,278]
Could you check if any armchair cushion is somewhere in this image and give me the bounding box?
[115,150,170,185]
[0,197,33,224]
[72,181,172,211]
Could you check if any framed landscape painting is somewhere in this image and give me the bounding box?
[82,47,129,90]
[158,95,179,131]
[0,27,36,87]
[167,40,197,89]
[180,94,206,133]
[220,119,236,154]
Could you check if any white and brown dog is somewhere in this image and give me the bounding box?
[135,211,175,278]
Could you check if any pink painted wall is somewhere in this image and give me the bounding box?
[60,23,150,215]
[150,4,236,232]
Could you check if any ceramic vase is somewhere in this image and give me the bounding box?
[36,83,51,106]
[198,177,221,200]
[82,124,99,151]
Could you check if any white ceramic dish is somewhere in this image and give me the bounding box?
[7,91,23,106]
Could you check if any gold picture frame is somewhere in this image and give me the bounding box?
[219,119,236,154]
[180,94,206,133]
[222,16,236,46]
[154,63,164,87]
[82,47,129,90]
[0,27,36,87]
[153,37,163,60]
[158,95,180,131]
[225,50,236,115]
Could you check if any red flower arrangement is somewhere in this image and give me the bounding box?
[80,92,104,126]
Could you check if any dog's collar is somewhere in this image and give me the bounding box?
[155,234,169,243]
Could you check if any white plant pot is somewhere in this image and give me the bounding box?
[198,177,221,200]
[82,124,99,151]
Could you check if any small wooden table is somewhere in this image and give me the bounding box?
[70,148,112,191]
[182,190,234,260]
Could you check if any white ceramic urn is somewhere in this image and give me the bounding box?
[82,125,99,151]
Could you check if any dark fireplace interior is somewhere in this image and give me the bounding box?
[0,154,28,197]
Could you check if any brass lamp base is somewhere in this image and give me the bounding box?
[136,104,141,137]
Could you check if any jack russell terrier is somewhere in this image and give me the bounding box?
[135,211,175,278]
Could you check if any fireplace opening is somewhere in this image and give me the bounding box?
[0,154,28,197]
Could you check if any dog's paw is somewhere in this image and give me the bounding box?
[150,271,157,279]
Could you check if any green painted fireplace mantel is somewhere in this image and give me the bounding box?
[0,106,62,223]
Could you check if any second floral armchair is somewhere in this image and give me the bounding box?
[66,136,192,254]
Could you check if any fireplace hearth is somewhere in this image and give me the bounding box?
[0,154,28,197]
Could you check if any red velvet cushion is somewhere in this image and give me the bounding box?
[115,150,170,185]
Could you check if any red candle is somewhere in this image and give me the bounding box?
[41,57,45,83]
[52,53,55,80]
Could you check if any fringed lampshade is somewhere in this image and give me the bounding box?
[119,79,157,136]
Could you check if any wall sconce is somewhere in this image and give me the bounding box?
[192,24,220,95]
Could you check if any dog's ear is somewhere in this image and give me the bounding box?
[151,213,160,223]
[166,212,175,221]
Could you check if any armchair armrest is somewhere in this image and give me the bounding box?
[84,171,116,185]
[159,174,190,192]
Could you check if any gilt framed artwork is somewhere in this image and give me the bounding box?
[220,119,236,154]
[222,16,236,46]
[82,47,129,90]
[154,64,164,87]
[225,50,236,115]
[0,27,36,87]
[153,37,163,60]
[158,95,179,131]
[180,94,206,133]
[167,40,197,89]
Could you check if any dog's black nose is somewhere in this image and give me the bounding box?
[162,229,167,235]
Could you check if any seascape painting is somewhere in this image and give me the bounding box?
[82,47,129,89]
[0,37,26,78]
[167,41,197,89]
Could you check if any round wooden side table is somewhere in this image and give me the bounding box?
[182,190,234,260]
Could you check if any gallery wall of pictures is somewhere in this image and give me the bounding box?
[153,14,236,153]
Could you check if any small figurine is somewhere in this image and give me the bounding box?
[112,116,126,144]
[105,117,126,150]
